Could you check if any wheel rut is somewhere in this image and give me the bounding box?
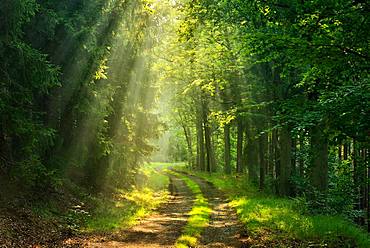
[183,173,247,248]
[62,174,194,248]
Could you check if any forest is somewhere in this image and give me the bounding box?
[0,0,369,247]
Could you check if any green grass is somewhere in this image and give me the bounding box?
[83,163,170,232]
[183,171,370,248]
[166,170,212,248]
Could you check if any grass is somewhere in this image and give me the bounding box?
[182,170,370,248]
[83,163,170,232]
[166,170,212,248]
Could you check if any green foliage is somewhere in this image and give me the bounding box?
[0,0,165,191]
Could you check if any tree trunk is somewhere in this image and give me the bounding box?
[298,135,305,177]
[273,128,279,182]
[344,142,349,160]
[259,132,267,190]
[203,102,215,172]
[310,125,328,192]
[196,108,205,171]
[236,116,244,173]
[291,138,297,174]
[224,124,231,174]
[181,123,194,168]
[279,127,293,196]
[268,131,274,177]
[245,120,258,182]
[367,149,370,232]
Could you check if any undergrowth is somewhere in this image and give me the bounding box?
[181,169,370,248]
[30,163,170,234]
[82,163,169,232]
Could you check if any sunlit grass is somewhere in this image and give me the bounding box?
[137,162,171,190]
[84,163,170,232]
[184,171,370,248]
[166,170,212,248]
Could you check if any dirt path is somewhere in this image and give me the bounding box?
[184,173,247,248]
[62,174,194,248]
[59,171,248,248]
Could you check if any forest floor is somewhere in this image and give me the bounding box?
[62,174,193,247]
[1,166,369,247]
[59,170,248,248]
[0,168,250,247]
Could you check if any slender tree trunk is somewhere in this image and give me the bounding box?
[353,139,360,224]
[360,147,367,226]
[366,149,370,232]
[273,128,279,184]
[259,132,267,190]
[267,131,274,177]
[181,123,193,168]
[0,119,13,173]
[344,142,349,160]
[236,116,244,173]
[291,138,297,175]
[298,135,305,177]
[279,127,293,196]
[196,108,205,171]
[203,102,215,172]
[246,120,258,182]
[310,125,328,192]
[224,124,231,174]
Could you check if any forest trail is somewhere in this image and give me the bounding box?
[184,172,246,248]
[62,171,247,248]
[64,174,193,247]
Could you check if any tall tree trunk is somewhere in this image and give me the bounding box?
[181,123,193,168]
[196,108,205,171]
[236,116,244,173]
[310,125,328,192]
[298,135,305,177]
[224,124,231,174]
[273,128,280,185]
[246,120,258,182]
[353,139,360,224]
[366,149,370,232]
[360,147,367,226]
[268,131,274,177]
[344,142,349,160]
[203,102,215,172]
[0,119,13,173]
[259,132,267,190]
[279,127,293,196]
[291,138,297,175]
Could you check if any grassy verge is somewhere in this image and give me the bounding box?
[181,170,370,247]
[166,170,212,248]
[82,163,170,232]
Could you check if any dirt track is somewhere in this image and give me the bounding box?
[62,174,194,248]
[58,171,247,247]
[186,174,246,248]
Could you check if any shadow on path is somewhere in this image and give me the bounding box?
[185,174,247,248]
[62,175,194,248]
